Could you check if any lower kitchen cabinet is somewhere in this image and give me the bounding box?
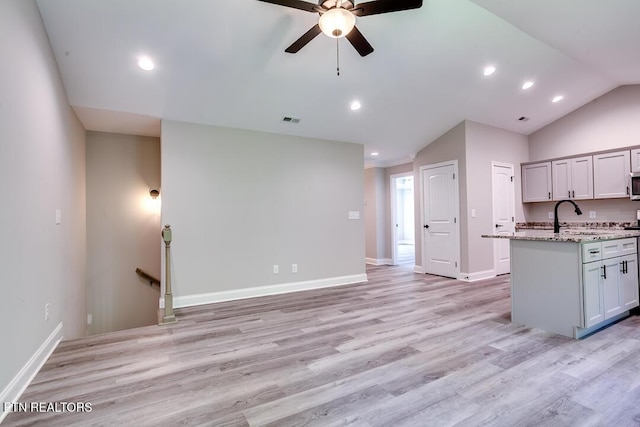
[510,236,639,338]
[582,239,639,329]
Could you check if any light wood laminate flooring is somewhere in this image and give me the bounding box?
[5,265,640,426]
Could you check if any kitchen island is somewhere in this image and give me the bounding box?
[483,229,640,338]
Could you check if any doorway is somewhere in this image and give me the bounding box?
[420,160,460,278]
[391,173,415,267]
[491,161,516,275]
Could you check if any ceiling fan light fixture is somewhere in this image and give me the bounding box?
[319,8,356,38]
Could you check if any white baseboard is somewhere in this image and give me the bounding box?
[365,258,392,266]
[414,265,424,274]
[458,270,495,282]
[160,274,368,309]
[0,322,63,424]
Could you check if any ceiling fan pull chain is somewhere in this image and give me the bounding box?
[336,37,340,76]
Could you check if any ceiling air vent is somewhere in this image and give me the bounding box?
[517,116,530,122]
[282,116,301,124]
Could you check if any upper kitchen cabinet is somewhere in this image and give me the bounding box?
[593,150,630,199]
[631,148,640,172]
[552,156,593,201]
[522,162,552,202]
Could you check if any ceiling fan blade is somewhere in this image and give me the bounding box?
[352,0,422,16]
[257,0,318,12]
[345,26,374,57]
[285,24,322,53]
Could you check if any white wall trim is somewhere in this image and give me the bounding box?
[458,270,496,282]
[161,274,368,309]
[414,265,424,274]
[0,322,63,423]
[365,258,392,266]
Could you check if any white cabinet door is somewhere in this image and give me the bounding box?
[583,261,605,327]
[602,257,623,319]
[593,151,630,199]
[631,148,640,172]
[620,254,639,311]
[522,162,552,202]
[552,159,571,201]
[552,156,593,201]
[571,156,594,200]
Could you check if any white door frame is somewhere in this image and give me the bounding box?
[390,172,414,266]
[419,160,460,278]
[491,161,516,275]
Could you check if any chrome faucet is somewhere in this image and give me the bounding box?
[554,199,583,233]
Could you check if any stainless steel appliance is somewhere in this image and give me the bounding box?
[631,172,640,200]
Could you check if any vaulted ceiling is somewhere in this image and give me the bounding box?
[35,0,640,166]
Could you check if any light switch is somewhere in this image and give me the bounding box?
[348,211,360,220]
[55,209,62,225]
[471,209,476,218]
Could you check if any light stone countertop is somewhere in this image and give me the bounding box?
[481,229,640,242]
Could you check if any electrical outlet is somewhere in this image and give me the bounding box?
[87,314,92,325]
[292,264,298,273]
[273,265,279,274]
[45,303,50,321]
[548,212,554,219]
[589,211,596,219]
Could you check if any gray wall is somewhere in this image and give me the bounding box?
[365,162,414,264]
[413,122,467,272]
[161,120,365,301]
[0,0,86,396]
[464,121,529,274]
[526,85,640,223]
[364,168,384,262]
[411,121,528,276]
[86,132,161,334]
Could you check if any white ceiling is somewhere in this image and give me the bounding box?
[35,0,640,167]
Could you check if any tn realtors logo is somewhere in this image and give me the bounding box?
[3,401,92,413]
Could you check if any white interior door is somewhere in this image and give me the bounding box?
[421,161,459,278]
[492,162,515,275]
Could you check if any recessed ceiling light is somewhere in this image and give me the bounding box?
[371,152,379,157]
[350,100,361,111]
[522,81,534,90]
[137,56,155,71]
[483,65,496,76]
[552,95,564,103]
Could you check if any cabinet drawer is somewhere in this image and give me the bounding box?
[602,238,637,259]
[582,242,603,263]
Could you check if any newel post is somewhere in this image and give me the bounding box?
[160,224,177,325]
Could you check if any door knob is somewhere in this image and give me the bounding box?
[424,224,430,229]
[495,224,504,228]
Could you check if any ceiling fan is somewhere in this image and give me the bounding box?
[258,0,423,57]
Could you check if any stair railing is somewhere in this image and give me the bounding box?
[160,224,177,325]
[135,268,160,287]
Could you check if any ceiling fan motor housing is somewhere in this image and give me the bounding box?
[320,1,355,10]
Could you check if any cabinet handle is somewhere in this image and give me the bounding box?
[624,260,628,274]
[548,192,551,200]
[568,191,571,198]
[601,265,607,279]
[589,250,600,254]
[572,190,575,198]
[621,260,626,274]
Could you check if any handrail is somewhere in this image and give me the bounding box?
[135,268,160,287]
